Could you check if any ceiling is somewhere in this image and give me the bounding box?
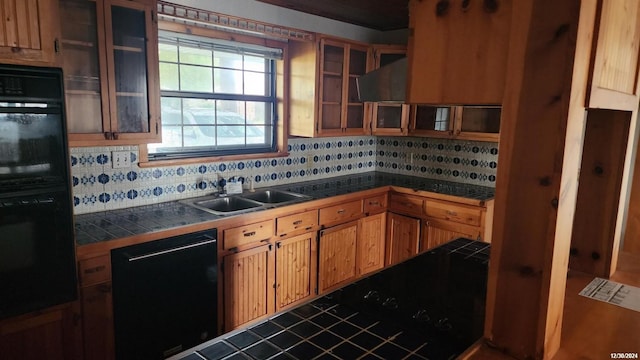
[255,0,409,31]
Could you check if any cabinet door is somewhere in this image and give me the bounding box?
[275,232,317,310]
[358,212,386,276]
[318,40,345,136]
[422,219,480,252]
[81,282,115,360]
[386,212,420,266]
[60,0,110,140]
[223,245,274,330]
[318,221,357,293]
[370,46,409,136]
[104,0,159,142]
[588,0,640,111]
[455,106,501,141]
[344,44,368,135]
[407,0,511,104]
[409,105,454,137]
[0,304,78,360]
[0,0,60,65]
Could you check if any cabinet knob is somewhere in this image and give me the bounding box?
[461,0,471,11]
[104,132,111,140]
[484,0,499,13]
[436,0,450,16]
[112,132,119,140]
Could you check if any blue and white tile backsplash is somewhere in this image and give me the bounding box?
[70,136,498,214]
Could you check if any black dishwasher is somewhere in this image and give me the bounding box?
[112,229,218,359]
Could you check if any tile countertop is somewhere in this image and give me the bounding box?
[168,238,490,360]
[74,172,495,245]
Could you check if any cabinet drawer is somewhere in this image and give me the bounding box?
[79,255,111,287]
[425,200,482,226]
[319,200,363,225]
[277,210,318,236]
[224,220,274,250]
[363,194,387,214]
[388,194,424,217]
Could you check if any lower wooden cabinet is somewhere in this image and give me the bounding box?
[386,212,421,266]
[421,219,481,252]
[0,303,80,360]
[81,282,115,360]
[223,244,274,331]
[224,231,317,331]
[357,212,387,276]
[275,232,317,311]
[318,221,358,293]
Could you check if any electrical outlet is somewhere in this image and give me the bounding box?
[410,152,415,165]
[306,155,313,170]
[112,151,130,169]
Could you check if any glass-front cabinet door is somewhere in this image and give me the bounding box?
[344,45,368,135]
[370,45,408,135]
[60,0,159,145]
[409,105,453,137]
[317,38,369,136]
[455,106,501,141]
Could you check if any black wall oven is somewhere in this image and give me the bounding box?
[0,64,77,320]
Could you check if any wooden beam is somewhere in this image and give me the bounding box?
[483,1,583,359]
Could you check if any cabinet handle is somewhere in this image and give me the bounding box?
[446,210,458,216]
[369,201,379,205]
[276,242,282,249]
[484,0,499,13]
[305,226,312,231]
[293,220,303,225]
[83,265,106,274]
[401,202,413,207]
[97,283,112,293]
[461,0,471,11]
[243,231,256,237]
[337,209,346,214]
[436,0,450,16]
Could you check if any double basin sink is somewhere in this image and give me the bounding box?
[180,189,311,216]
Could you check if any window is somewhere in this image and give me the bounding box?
[148,31,283,160]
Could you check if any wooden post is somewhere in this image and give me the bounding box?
[484,1,583,359]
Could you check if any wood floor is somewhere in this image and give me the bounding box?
[465,251,640,360]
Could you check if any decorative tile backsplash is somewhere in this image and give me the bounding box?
[70,136,498,214]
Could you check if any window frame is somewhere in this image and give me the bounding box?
[138,22,289,167]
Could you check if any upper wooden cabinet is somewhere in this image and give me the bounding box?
[406,0,512,105]
[586,0,640,111]
[59,0,160,146]
[369,44,410,136]
[0,0,61,66]
[410,105,501,142]
[289,37,371,137]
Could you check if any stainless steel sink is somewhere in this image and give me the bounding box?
[180,189,311,216]
[240,189,310,205]
[181,195,263,216]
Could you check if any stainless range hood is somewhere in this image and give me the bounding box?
[356,57,407,103]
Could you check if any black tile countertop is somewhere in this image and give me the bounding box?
[75,172,495,245]
[169,238,490,360]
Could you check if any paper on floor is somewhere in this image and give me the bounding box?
[579,277,640,312]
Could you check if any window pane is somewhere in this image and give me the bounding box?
[218,125,244,145]
[180,65,213,92]
[215,51,242,69]
[161,98,182,124]
[160,125,183,147]
[244,56,265,72]
[179,46,212,66]
[247,102,268,125]
[214,68,242,94]
[247,125,266,144]
[159,63,179,90]
[159,43,177,62]
[244,71,266,96]
[217,100,245,124]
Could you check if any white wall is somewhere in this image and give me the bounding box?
[173,0,407,44]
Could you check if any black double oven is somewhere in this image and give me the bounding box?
[0,64,77,320]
